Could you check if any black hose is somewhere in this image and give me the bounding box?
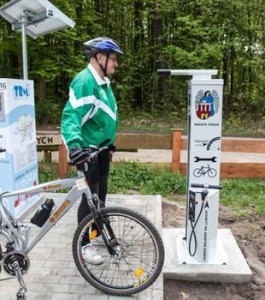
[188,202,204,257]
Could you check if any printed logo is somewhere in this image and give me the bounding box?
[195,90,220,120]
[13,84,30,99]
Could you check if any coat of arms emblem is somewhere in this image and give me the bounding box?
[195,90,220,120]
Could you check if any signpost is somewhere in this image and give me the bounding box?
[158,69,225,264]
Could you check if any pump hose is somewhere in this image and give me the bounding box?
[189,202,204,257]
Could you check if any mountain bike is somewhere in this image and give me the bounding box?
[193,164,217,178]
[0,146,165,300]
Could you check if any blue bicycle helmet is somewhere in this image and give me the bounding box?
[84,37,124,57]
[84,37,123,76]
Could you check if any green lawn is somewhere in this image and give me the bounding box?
[118,112,265,137]
[39,162,265,217]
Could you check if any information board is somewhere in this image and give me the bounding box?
[0,78,38,217]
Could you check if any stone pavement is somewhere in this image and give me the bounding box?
[0,194,163,300]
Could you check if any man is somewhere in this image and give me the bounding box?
[61,37,123,264]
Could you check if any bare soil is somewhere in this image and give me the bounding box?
[162,200,265,300]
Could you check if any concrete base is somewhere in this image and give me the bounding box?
[163,228,253,283]
[176,229,228,265]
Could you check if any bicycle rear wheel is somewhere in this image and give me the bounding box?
[72,206,164,296]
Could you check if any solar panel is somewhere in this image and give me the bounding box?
[0,0,75,39]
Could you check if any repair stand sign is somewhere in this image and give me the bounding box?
[0,78,38,218]
[185,77,224,263]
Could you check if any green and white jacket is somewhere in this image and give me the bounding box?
[61,64,118,150]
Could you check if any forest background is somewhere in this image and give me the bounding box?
[0,0,265,135]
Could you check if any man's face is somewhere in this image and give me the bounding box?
[97,53,118,76]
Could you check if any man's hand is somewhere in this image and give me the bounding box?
[69,147,88,164]
[69,147,93,172]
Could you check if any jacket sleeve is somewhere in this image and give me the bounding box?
[61,81,93,149]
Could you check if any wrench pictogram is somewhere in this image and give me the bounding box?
[194,156,217,162]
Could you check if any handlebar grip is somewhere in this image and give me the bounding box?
[69,140,111,167]
[191,183,223,190]
[0,148,6,153]
[157,69,171,76]
[68,151,96,167]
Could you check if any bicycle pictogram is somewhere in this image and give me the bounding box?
[193,164,217,178]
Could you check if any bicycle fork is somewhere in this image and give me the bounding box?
[88,195,121,257]
[94,214,121,257]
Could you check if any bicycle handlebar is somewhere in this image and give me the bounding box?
[68,139,111,167]
[191,183,223,190]
[0,148,6,153]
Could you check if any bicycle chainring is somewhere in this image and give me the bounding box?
[3,251,30,276]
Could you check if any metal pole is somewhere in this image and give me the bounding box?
[21,12,28,80]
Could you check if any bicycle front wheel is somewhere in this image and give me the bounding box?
[72,206,164,296]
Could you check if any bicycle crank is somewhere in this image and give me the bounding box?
[3,251,30,276]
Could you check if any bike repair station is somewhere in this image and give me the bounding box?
[159,69,252,282]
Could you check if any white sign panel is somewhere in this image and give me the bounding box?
[188,79,223,187]
[185,78,224,263]
[0,78,38,217]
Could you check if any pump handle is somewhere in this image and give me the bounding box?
[191,183,222,190]
[157,69,171,76]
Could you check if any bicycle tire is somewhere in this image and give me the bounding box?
[72,206,164,296]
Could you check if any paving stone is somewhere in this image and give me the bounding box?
[59,276,86,285]
[109,296,136,300]
[68,284,96,294]
[50,293,81,300]
[79,295,108,300]
[41,283,70,293]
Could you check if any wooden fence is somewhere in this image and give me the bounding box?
[37,129,265,179]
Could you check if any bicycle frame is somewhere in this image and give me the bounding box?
[0,175,90,255]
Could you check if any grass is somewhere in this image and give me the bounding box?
[119,112,186,134]
[108,162,186,196]
[39,162,265,216]
[119,112,265,137]
[220,178,265,216]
